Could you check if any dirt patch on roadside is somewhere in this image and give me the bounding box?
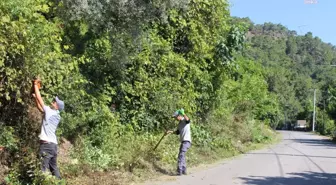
[67,171,126,185]
[58,138,73,165]
[0,149,10,184]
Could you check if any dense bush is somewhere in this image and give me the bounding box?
[4,0,336,184]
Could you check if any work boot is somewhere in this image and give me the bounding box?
[182,170,187,175]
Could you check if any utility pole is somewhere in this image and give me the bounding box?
[313,89,316,132]
[284,110,287,130]
[323,99,325,133]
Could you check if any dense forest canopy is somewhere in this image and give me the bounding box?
[236,17,336,133]
[1,1,336,184]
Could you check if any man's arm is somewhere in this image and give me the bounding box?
[165,129,180,135]
[33,80,45,110]
[179,109,190,124]
[184,114,190,123]
[32,94,44,112]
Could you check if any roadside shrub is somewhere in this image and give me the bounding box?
[3,136,72,185]
[320,119,335,136]
[192,124,213,147]
[80,139,113,171]
[0,125,18,151]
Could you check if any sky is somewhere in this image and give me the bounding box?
[229,0,336,46]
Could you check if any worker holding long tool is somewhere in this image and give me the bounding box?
[166,109,191,176]
[32,78,64,179]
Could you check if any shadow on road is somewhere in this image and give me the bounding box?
[247,152,336,159]
[152,162,176,176]
[240,171,336,185]
[283,138,336,148]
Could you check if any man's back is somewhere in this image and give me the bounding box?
[39,105,60,144]
[178,119,191,142]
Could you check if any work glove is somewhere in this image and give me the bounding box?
[165,130,174,135]
[32,77,42,89]
[31,77,42,96]
[178,108,185,116]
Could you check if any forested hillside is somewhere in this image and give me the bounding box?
[0,0,335,184]
[236,17,336,134]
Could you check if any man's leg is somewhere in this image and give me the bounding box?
[181,142,191,174]
[177,141,191,175]
[39,143,52,173]
[49,144,61,179]
[177,143,184,175]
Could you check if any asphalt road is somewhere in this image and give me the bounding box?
[146,131,336,185]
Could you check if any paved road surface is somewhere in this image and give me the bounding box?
[145,131,336,185]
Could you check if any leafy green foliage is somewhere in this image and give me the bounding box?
[0,126,18,151]
[0,1,291,184]
[235,17,336,135]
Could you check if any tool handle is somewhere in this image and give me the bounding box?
[152,132,167,151]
